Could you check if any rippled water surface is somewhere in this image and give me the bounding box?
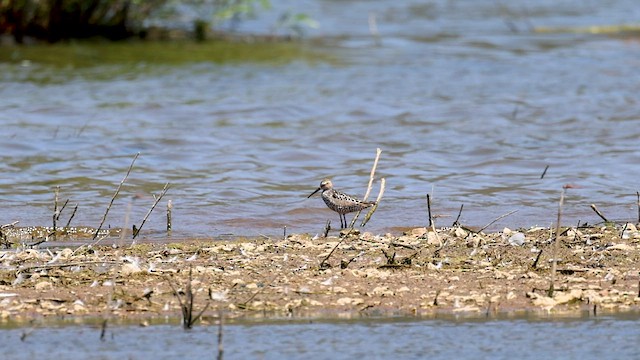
[2,1,640,237]
[2,315,640,359]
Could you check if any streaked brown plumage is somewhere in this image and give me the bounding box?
[307,179,375,228]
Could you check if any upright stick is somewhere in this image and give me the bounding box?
[53,186,59,238]
[167,199,173,233]
[133,182,170,239]
[549,186,567,297]
[349,148,381,228]
[93,153,139,240]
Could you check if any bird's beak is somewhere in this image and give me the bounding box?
[307,187,321,198]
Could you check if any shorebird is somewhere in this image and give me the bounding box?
[307,179,376,229]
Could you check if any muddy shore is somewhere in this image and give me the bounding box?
[1,224,639,325]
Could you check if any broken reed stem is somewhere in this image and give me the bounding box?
[167,200,173,233]
[589,204,609,223]
[94,152,140,240]
[477,209,519,234]
[349,148,382,228]
[133,182,170,239]
[426,194,433,227]
[453,204,464,227]
[64,204,78,228]
[550,187,567,297]
[361,177,385,227]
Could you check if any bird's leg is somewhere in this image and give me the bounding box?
[342,214,347,229]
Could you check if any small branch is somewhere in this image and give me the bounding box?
[590,204,609,223]
[476,209,519,234]
[361,177,385,227]
[133,182,170,239]
[94,152,140,240]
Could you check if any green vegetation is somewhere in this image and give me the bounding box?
[1,39,325,67]
[0,0,315,43]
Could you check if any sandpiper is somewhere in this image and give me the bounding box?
[307,179,375,229]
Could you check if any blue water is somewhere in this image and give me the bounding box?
[2,316,640,359]
[2,0,640,238]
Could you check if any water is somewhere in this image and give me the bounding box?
[2,1,640,238]
[2,315,640,359]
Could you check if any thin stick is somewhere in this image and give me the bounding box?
[637,191,640,224]
[133,182,170,239]
[590,204,609,223]
[217,310,224,360]
[476,209,519,234]
[65,204,78,228]
[361,178,385,227]
[549,186,568,297]
[120,198,134,247]
[349,148,381,228]
[100,319,107,341]
[540,165,549,179]
[323,220,331,238]
[53,186,59,238]
[167,200,173,233]
[531,249,543,269]
[319,237,346,269]
[94,152,139,240]
[426,194,433,227]
[453,204,464,227]
[56,199,69,221]
[1,221,19,229]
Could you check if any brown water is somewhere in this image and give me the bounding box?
[2,1,640,238]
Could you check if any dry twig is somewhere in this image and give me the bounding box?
[361,178,385,227]
[94,152,139,240]
[349,148,381,228]
[133,182,171,239]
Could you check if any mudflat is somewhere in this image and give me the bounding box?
[1,224,639,323]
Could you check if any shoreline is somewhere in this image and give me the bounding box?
[1,225,639,325]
